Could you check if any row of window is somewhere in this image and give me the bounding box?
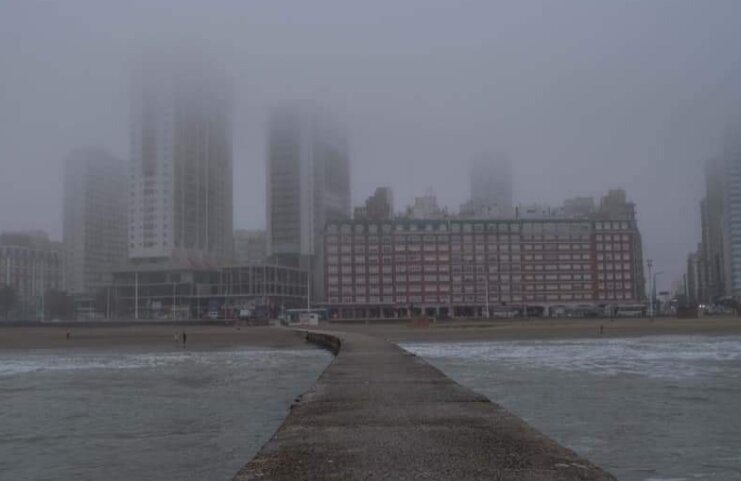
[328,254,610,264]
[327,234,628,246]
[327,291,635,304]
[328,220,632,235]
[329,281,631,292]
[329,275,632,289]
[329,242,630,255]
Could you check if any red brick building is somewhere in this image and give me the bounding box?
[324,217,645,319]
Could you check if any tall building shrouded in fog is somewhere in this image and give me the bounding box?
[471,153,513,209]
[63,147,128,295]
[723,122,741,299]
[267,105,350,300]
[129,57,233,265]
[465,153,513,218]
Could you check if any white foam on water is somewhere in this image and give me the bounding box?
[0,348,320,377]
[403,335,741,380]
[643,478,688,481]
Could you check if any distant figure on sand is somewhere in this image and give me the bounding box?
[182,331,187,346]
[600,324,604,336]
[65,331,70,340]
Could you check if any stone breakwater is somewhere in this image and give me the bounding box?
[233,330,616,481]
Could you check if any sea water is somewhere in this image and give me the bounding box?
[403,335,741,481]
[0,347,331,481]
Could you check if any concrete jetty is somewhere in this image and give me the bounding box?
[234,330,616,480]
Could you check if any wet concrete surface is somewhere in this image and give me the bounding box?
[233,330,617,480]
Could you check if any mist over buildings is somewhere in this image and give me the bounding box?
[2,0,741,289]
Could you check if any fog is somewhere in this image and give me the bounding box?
[2,0,741,289]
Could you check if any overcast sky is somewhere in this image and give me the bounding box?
[2,0,740,290]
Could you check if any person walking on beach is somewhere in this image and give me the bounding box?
[182,330,187,346]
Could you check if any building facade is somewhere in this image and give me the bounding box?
[233,229,267,264]
[111,263,307,320]
[267,105,351,257]
[0,231,65,319]
[702,157,727,301]
[63,147,128,295]
[406,190,445,219]
[365,187,394,220]
[686,250,699,305]
[686,156,729,305]
[325,218,645,318]
[266,105,351,301]
[723,124,741,299]
[467,153,514,218]
[129,57,233,264]
[355,187,394,221]
[325,193,645,319]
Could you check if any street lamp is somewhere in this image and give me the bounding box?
[484,264,490,319]
[651,271,664,320]
[646,259,652,319]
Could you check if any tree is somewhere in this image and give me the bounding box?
[0,285,16,320]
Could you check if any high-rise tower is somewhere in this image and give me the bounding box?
[468,153,513,218]
[723,121,741,298]
[129,56,233,265]
[63,147,128,294]
[267,105,350,300]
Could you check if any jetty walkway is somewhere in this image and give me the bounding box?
[234,330,616,480]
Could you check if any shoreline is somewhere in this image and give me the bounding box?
[1,317,740,350]
[0,325,310,350]
[321,316,741,343]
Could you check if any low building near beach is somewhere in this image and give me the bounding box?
[323,189,646,320]
[0,231,65,320]
[109,262,308,321]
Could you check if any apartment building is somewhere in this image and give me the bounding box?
[129,56,233,264]
[0,231,65,319]
[324,217,644,319]
[63,147,127,295]
[266,104,350,301]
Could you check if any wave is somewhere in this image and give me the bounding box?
[402,335,741,380]
[0,348,323,377]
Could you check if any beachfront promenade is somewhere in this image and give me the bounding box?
[234,330,616,480]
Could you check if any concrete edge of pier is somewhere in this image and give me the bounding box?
[233,329,617,480]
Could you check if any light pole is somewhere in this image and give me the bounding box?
[134,270,139,321]
[484,264,490,319]
[652,271,664,319]
[647,259,653,319]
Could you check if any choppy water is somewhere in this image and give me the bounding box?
[404,336,741,481]
[0,347,331,481]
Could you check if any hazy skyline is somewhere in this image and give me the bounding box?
[2,0,741,289]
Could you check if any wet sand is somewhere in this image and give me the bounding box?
[321,316,741,343]
[2,316,740,350]
[0,325,310,350]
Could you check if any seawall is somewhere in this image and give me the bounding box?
[234,330,616,480]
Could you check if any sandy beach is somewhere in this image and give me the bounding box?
[0,324,311,350]
[1,316,741,350]
[321,316,741,343]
